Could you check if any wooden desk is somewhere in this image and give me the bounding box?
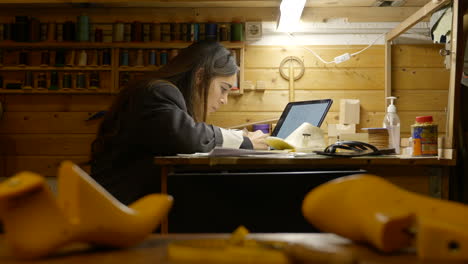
[0,233,451,264]
[155,155,455,233]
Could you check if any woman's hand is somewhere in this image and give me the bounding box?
[246,130,269,150]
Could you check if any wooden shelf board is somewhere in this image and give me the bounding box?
[0,89,114,94]
[0,66,112,71]
[118,67,159,71]
[0,41,245,49]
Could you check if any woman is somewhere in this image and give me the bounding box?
[91,40,268,204]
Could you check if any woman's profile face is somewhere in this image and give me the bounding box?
[207,74,237,114]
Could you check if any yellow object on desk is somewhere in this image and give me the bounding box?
[0,161,173,259]
[302,174,468,260]
[167,226,290,263]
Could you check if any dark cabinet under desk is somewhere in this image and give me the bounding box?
[167,169,365,233]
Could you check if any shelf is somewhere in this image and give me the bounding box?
[0,89,114,94]
[118,66,160,71]
[0,66,112,71]
[0,41,245,49]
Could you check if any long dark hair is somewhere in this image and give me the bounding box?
[91,40,238,160]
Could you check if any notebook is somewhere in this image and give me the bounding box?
[271,99,333,139]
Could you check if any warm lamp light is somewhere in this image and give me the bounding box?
[276,0,306,32]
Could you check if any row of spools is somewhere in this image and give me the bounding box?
[1,16,244,42]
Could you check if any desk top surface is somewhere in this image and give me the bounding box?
[154,155,455,167]
[0,233,449,264]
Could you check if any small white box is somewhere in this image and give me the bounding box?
[339,99,360,125]
[245,22,262,41]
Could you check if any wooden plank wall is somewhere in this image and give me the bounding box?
[208,44,449,136]
[0,44,449,178]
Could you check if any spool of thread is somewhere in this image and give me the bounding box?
[37,73,47,89]
[77,14,89,42]
[89,72,100,89]
[151,23,161,42]
[29,18,41,42]
[23,71,33,89]
[62,73,72,89]
[131,21,143,42]
[205,23,217,41]
[143,23,150,42]
[171,23,181,41]
[160,50,168,65]
[231,22,243,41]
[252,124,271,134]
[120,49,129,66]
[89,24,96,42]
[124,23,131,42]
[191,23,199,42]
[120,71,130,90]
[181,23,189,41]
[3,23,11,41]
[56,23,63,42]
[65,50,75,66]
[76,72,86,89]
[55,49,65,66]
[77,50,87,66]
[40,23,48,41]
[135,49,144,67]
[169,49,178,60]
[15,16,28,42]
[148,49,156,65]
[155,50,161,65]
[63,21,75,41]
[40,50,50,66]
[49,71,58,90]
[161,23,171,42]
[220,24,228,41]
[0,24,4,41]
[47,22,56,41]
[113,22,124,42]
[102,49,111,66]
[88,49,98,66]
[199,23,206,41]
[94,28,103,42]
[18,51,29,66]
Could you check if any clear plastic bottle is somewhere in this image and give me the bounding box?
[383,97,401,154]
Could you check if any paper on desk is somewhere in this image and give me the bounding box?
[177,147,292,157]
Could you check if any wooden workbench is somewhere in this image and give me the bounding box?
[0,233,449,264]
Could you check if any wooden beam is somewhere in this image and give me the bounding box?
[384,40,392,110]
[386,0,451,41]
[445,0,466,149]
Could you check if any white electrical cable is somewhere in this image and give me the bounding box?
[287,32,387,64]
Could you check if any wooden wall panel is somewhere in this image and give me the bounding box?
[222,90,384,112]
[0,134,94,155]
[2,95,114,112]
[245,46,384,68]
[392,45,446,67]
[0,112,99,134]
[4,155,89,178]
[361,112,447,133]
[393,68,450,90]
[394,90,448,111]
[244,68,384,90]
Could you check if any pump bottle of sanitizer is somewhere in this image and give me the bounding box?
[383,97,400,154]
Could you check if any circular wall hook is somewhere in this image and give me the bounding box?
[279,56,305,81]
